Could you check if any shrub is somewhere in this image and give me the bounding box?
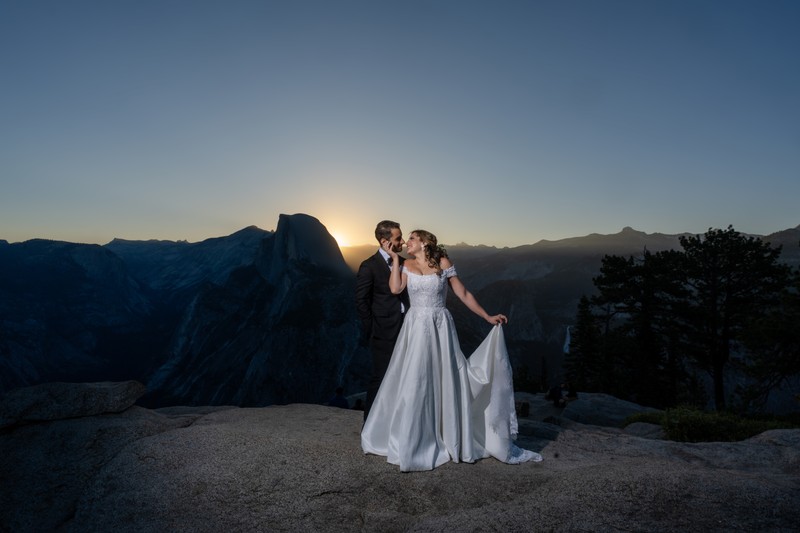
[624,407,798,442]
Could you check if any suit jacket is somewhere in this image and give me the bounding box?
[355,251,410,343]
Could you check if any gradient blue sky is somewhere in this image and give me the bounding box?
[2,0,798,247]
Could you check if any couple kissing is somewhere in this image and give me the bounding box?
[355,220,542,472]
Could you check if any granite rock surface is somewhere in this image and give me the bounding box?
[1,382,798,532]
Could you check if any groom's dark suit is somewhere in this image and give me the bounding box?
[355,251,411,420]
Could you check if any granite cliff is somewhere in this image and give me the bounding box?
[144,214,364,406]
[0,214,369,407]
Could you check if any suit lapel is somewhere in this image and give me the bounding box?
[374,251,391,271]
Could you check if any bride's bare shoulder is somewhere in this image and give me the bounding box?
[440,256,453,269]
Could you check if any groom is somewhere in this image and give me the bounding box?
[355,220,410,421]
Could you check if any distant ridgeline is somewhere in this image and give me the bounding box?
[1,219,798,408]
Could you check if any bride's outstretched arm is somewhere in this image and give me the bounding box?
[443,258,507,325]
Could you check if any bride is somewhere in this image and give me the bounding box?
[361,229,543,471]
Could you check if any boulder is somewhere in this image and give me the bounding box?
[624,421,668,439]
[0,381,146,428]
[560,392,661,427]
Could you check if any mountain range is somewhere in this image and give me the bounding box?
[1,217,798,406]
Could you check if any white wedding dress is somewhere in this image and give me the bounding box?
[361,265,542,471]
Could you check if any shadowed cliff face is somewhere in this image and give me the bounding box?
[0,240,158,389]
[143,214,367,407]
[0,214,369,406]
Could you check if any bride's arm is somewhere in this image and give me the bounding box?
[388,259,407,294]
[384,242,408,294]
[444,257,507,325]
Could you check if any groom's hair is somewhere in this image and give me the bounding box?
[375,220,400,243]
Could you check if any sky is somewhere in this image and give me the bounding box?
[1,0,798,248]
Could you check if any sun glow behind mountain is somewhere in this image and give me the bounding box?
[331,232,350,248]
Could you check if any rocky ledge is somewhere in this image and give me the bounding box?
[1,382,798,532]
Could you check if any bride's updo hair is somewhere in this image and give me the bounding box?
[413,230,448,274]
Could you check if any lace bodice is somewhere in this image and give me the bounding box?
[404,265,457,308]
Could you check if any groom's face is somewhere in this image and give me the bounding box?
[385,228,405,253]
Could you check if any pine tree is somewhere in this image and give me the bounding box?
[679,226,791,410]
[565,295,601,390]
